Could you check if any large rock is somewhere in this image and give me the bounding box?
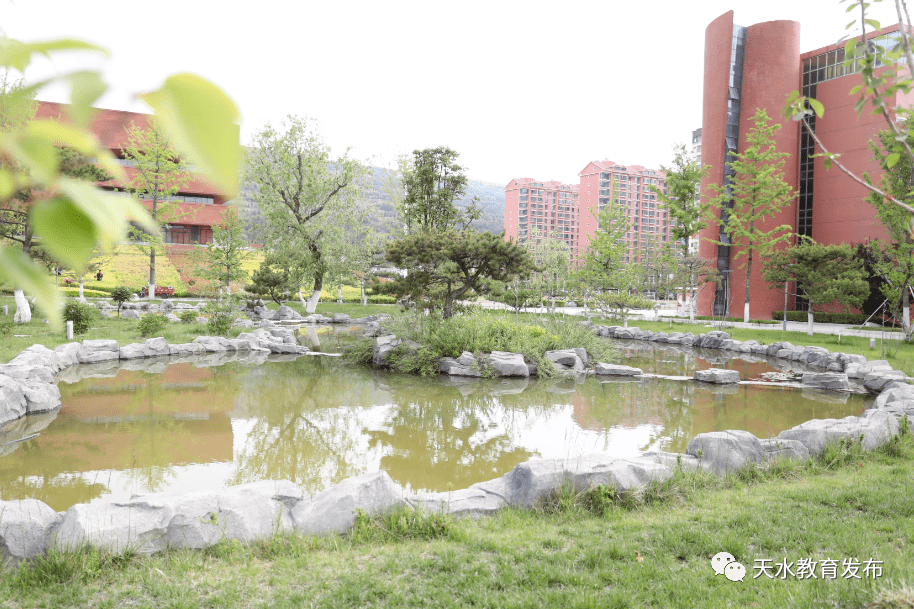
[439,357,480,377]
[159,300,174,313]
[168,342,207,357]
[693,368,740,384]
[53,342,82,369]
[499,454,673,508]
[594,363,643,377]
[291,471,405,536]
[0,377,27,426]
[331,313,352,324]
[372,335,401,367]
[864,370,907,393]
[801,372,850,392]
[77,339,120,364]
[777,410,900,455]
[121,309,141,320]
[874,384,914,409]
[0,499,58,567]
[686,430,766,475]
[9,345,63,373]
[119,337,170,360]
[759,438,810,461]
[487,351,529,377]
[544,349,584,374]
[0,364,55,385]
[53,480,303,555]
[193,336,237,353]
[19,380,61,414]
[274,305,296,321]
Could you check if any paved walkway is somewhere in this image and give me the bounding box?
[474,301,909,341]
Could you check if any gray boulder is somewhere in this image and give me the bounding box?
[292,471,404,536]
[409,485,506,519]
[372,335,400,367]
[864,370,907,393]
[165,313,180,323]
[487,351,529,377]
[544,349,584,374]
[686,430,766,475]
[19,380,61,414]
[693,368,740,384]
[10,345,63,373]
[874,384,914,409]
[54,480,303,555]
[594,363,643,376]
[801,372,850,392]
[500,454,673,508]
[77,339,120,364]
[121,309,141,320]
[274,305,296,321]
[759,438,810,461]
[0,364,55,385]
[195,317,208,324]
[193,336,237,353]
[777,409,900,455]
[53,342,82,369]
[159,300,174,313]
[331,313,351,324]
[168,342,207,357]
[0,499,58,567]
[0,376,27,426]
[119,337,170,360]
[439,358,480,377]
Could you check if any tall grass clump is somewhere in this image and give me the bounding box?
[379,309,618,373]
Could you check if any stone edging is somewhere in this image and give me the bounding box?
[1,322,913,567]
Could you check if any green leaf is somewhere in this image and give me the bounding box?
[808,98,825,118]
[141,73,241,196]
[0,38,108,72]
[0,246,63,330]
[864,19,881,30]
[0,168,17,199]
[67,71,107,127]
[55,178,159,247]
[9,135,60,182]
[850,84,864,94]
[824,156,832,170]
[886,152,901,168]
[29,197,97,272]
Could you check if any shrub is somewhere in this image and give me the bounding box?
[138,313,167,337]
[0,318,11,338]
[179,310,197,324]
[62,300,96,334]
[204,299,238,336]
[110,286,133,317]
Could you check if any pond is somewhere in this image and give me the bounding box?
[0,333,872,512]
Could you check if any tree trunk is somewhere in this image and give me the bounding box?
[361,281,367,306]
[13,289,31,324]
[298,288,308,308]
[903,287,911,336]
[807,305,815,336]
[306,272,323,314]
[78,276,86,301]
[149,248,157,300]
[744,249,753,323]
[337,285,343,305]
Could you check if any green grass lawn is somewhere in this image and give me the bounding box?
[2,431,912,608]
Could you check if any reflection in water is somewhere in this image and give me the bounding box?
[0,343,870,511]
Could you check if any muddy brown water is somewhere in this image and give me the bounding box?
[0,333,870,511]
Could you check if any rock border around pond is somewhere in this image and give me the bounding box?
[1,322,913,567]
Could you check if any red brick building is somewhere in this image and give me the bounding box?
[35,102,232,248]
[697,12,914,319]
[504,161,671,261]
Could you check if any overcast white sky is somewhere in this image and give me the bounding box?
[2,0,902,186]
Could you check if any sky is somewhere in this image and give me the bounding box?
[1,0,903,187]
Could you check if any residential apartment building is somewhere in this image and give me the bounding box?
[35,101,232,249]
[504,161,672,260]
[697,12,914,319]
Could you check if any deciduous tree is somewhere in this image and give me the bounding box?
[706,107,795,323]
[246,116,367,313]
[193,207,254,295]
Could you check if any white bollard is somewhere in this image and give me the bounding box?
[2,305,7,315]
[66,320,74,340]
[870,337,876,350]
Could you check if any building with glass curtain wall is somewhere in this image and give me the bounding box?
[696,11,914,319]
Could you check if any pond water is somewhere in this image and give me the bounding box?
[0,333,872,512]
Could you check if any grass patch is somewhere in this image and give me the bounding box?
[3,432,912,608]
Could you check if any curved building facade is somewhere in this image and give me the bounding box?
[698,12,908,319]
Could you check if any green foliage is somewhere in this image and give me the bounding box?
[203,298,238,336]
[245,254,304,305]
[400,146,479,232]
[62,300,96,334]
[0,317,11,338]
[179,310,197,324]
[350,506,454,543]
[762,238,869,324]
[137,312,167,337]
[110,286,132,317]
[770,310,896,325]
[380,229,536,319]
[706,107,795,321]
[650,143,709,256]
[385,343,442,376]
[245,115,368,312]
[192,206,254,294]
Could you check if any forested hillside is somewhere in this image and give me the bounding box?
[237,166,504,241]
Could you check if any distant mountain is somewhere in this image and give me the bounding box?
[236,166,504,241]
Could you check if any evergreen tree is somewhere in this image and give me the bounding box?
[193,207,254,295]
[762,238,868,336]
[706,108,795,322]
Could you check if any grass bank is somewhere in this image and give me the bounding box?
[611,318,914,377]
[3,427,912,608]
